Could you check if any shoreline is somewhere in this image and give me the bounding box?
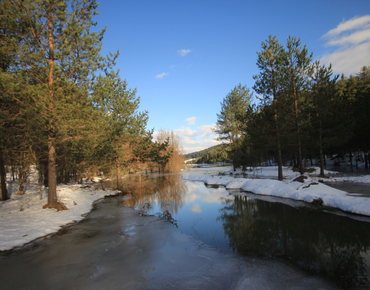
[1,166,370,252]
[0,181,121,251]
[182,167,370,217]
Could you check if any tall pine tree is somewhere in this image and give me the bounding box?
[215,84,253,170]
[92,69,148,190]
[253,35,285,180]
[11,0,112,209]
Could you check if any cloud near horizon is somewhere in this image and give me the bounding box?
[186,117,197,125]
[153,124,222,154]
[155,72,168,79]
[174,124,222,154]
[177,49,191,56]
[320,15,370,75]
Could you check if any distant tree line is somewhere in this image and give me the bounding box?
[215,35,370,179]
[186,144,230,164]
[0,0,179,207]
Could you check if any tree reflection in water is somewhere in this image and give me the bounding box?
[123,174,187,216]
[218,195,370,289]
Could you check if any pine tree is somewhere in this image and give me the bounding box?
[283,36,312,175]
[0,0,30,200]
[215,84,253,170]
[309,61,338,176]
[253,35,285,180]
[10,0,112,209]
[92,69,148,190]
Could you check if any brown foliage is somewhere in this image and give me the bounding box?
[156,129,185,172]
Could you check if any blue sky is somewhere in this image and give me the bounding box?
[95,0,370,153]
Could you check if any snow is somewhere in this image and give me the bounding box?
[182,171,370,217]
[221,165,339,178]
[0,180,118,251]
[323,175,370,183]
[1,164,369,252]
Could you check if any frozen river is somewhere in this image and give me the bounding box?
[1,165,369,289]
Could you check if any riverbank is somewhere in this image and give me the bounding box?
[0,196,339,290]
[0,180,118,251]
[1,165,369,251]
[182,166,370,216]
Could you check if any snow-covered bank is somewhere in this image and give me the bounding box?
[323,175,370,183]
[0,181,118,251]
[182,174,370,217]
[221,165,370,184]
[221,166,339,178]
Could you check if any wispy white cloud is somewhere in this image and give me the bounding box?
[325,29,370,46]
[155,72,168,79]
[320,15,370,75]
[191,204,202,212]
[186,117,197,125]
[321,42,370,76]
[323,15,370,38]
[177,49,191,57]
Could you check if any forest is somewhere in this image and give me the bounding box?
[215,35,370,180]
[1,1,369,208]
[185,144,230,164]
[0,0,183,208]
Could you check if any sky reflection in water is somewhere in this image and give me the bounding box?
[121,169,370,288]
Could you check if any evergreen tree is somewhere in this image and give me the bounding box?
[282,36,312,174]
[309,61,338,176]
[151,138,172,173]
[0,0,31,200]
[353,66,370,156]
[10,0,112,209]
[253,35,285,180]
[215,84,253,170]
[92,69,148,190]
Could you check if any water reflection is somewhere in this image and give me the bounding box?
[111,170,370,289]
[123,174,187,215]
[218,195,370,289]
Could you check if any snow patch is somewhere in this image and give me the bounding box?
[182,174,370,216]
[0,181,119,251]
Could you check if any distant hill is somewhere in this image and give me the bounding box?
[185,144,227,160]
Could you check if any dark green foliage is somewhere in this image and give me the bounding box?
[0,1,160,203]
[215,84,253,170]
[219,195,370,289]
[253,35,286,179]
[191,144,231,164]
[223,35,370,176]
[185,144,226,159]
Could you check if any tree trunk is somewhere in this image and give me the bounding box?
[0,149,9,200]
[293,83,303,175]
[43,160,48,187]
[38,165,44,199]
[43,9,61,209]
[47,141,58,205]
[116,156,122,190]
[273,99,283,180]
[292,153,297,168]
[18,167,26,195]
[319,147,325,177]
[18,152,27,195]
[64,169,69,184]
[318,118,325,177]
